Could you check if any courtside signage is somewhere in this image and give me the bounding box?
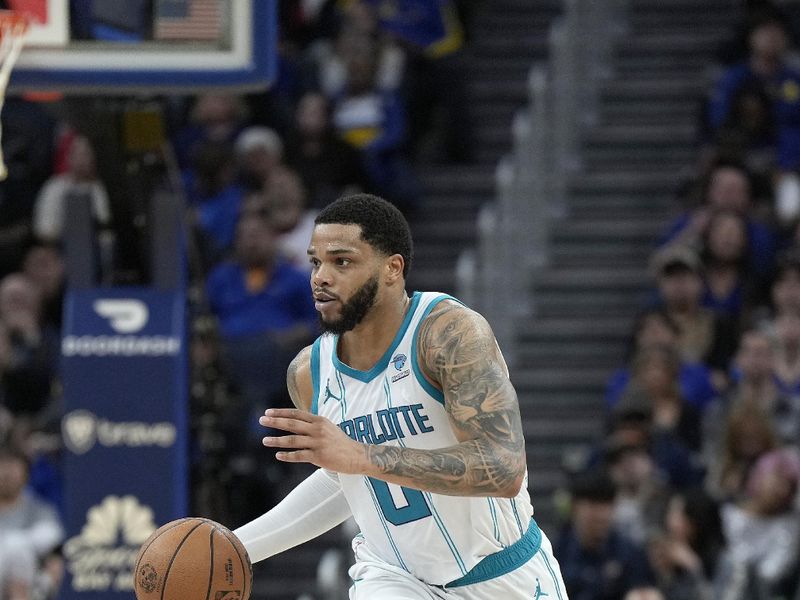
[60,288,188,599]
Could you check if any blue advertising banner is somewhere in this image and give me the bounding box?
[59,288,187,599]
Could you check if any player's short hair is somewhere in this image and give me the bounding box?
[315,194,413,278]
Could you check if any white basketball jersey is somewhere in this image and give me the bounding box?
[311,291,535,586]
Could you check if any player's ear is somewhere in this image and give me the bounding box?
[384,253,405,285]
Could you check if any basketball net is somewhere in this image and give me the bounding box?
[0,11,28,181]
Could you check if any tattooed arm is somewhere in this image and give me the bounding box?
[365,301,526,497]
[261,302,526,498]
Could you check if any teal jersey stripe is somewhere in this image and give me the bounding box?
[487,498,504,548]
[332,292,422,382]
[511,498,525,537]
[541,548,565,600]
[310,337,322,415]
[363,478,409,572]
[384,376,467,575]
[422,490,468,575]
[410,294,463,405]
[334,369,347,420]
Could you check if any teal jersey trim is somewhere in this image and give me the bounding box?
[487,498,504,548]
[511,499,525,537]
[334,369,348,420]
[410,294,462,405]
[310,337,322,415]
[541,548,565,600]
[384,376,467,575]
[445,519,542,588]
[363,478,409,572]
[332,291,422,382]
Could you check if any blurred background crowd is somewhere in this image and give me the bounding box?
[2,1,800,600]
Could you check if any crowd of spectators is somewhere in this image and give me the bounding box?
[0,2,474,598]
[554,3,800,599]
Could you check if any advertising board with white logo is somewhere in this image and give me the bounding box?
[60,288,187,599]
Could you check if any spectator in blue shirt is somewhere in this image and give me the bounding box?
[606,310,717,412]
[659,162,777,278]
[206,212,317,343]
[708,13,800,171]
[206,212,317,441]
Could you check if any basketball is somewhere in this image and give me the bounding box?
[133,517,252,600]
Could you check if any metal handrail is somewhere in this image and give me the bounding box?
[457,0,628,367]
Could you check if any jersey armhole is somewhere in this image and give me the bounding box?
[411,294,463,406]
[310,337,322,415]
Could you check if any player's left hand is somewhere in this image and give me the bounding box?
[259,408,367,474]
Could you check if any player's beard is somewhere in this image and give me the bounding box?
[318,275,379,335]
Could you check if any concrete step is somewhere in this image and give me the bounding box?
[514,367,611,391]
[584,123,696,146]
[567,193,674,211]
[533,267,649,292]
[518,316,634,342]
[602,97,702,118]
[412,219,477,241]
[552,218,665,241]
[470,36,548,59]
[569,171,681,195]
[617,33,725,57]
[601,77,710,101]
[533,290,650,318]
[517,339,627,367]
[615,53,714,74]
[582,146,695,168]
[419,167,494,194]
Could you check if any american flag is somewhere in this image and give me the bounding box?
[154,0,221,41]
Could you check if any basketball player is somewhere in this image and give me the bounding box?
[234,194,567,599]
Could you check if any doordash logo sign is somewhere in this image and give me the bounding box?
[62,298,181,357]
[93,299,149,333]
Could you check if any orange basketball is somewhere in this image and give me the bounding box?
[133,517,252,600]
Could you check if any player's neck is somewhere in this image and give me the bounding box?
[338,292,410,371]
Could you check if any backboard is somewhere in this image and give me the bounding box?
[4,0,276,94]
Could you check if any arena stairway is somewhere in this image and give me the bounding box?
[406,0,562,295]
[513,0,738,533]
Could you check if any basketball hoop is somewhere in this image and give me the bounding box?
[0,11,28,181]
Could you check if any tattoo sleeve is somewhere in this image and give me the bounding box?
[365,303,526,497]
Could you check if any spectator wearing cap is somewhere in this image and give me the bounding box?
[660,162,777,278]
[650,244,739,390]
[715,447,800,598]
[606,310,717,412]
[554,471,655,600]
[234,126,285,192]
